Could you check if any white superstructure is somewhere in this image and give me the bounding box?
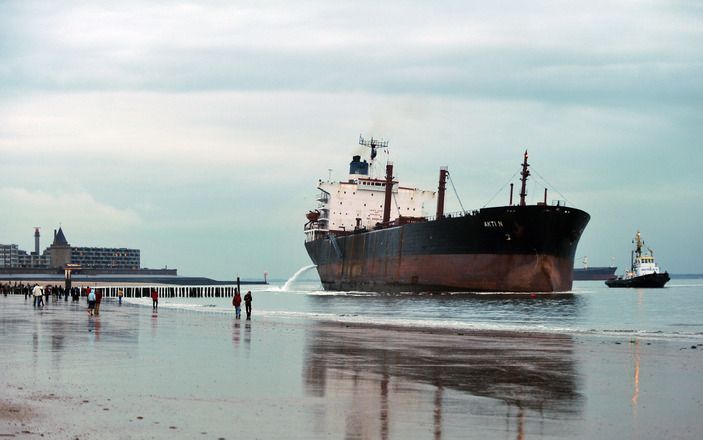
[305,155,436,242]
[624,230,662,279]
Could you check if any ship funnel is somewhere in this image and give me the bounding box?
[349,155,369,176]
[436,167,448,219]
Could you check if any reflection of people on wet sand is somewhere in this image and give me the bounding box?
[244,290,252,320]
[87,289,96,316]
[233,289,242,319]
[244,319,251,346]
[88,315,102,339]
[151,289,158,310]
[232,320,241,347]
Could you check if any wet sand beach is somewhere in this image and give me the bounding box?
[1,295,702,439]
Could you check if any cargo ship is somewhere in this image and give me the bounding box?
[605,231,670,288]
[573,267,617,281]
[304,137,590,292]
[573,257,617,281]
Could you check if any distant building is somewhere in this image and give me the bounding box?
[3,227,141,270]
[70,247,140,270]
[0,243,49,268]
[45,227,141,269]
[46,227,72,268]
[0,244,19,267]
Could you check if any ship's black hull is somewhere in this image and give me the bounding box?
[573,266,617,281]
[305,205,590,293]
[605,272,670,288]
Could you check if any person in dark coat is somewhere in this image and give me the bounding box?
[244,291,252,320]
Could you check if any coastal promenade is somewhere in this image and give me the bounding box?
[1,293,702,439]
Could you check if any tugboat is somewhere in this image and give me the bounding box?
[605,231,670,288]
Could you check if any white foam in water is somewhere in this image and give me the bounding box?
[303,290,346,296]
[123,295,701,339]
[122,279,703,341]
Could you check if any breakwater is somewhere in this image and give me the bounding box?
[93,284,239,298]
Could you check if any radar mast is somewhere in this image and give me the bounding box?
[358,134,389,162]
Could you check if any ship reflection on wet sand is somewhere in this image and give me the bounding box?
[303,322,582,439]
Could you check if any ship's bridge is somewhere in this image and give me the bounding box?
[634,256,660,276]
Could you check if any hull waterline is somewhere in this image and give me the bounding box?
[605,272,670,288]
[306,205,590,293]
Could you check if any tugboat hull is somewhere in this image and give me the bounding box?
[605,272,670,288]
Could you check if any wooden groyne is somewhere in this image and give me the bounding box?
[93,285,240,298]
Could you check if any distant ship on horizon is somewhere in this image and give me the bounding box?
[303,137,590,293]
[572,256,617,281]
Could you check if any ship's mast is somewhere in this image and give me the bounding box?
[634,230,643,258]
[519,150,530,206]
[630,230,644,272]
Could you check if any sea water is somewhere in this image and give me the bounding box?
[126,275,703,341]
[4,276,703,439]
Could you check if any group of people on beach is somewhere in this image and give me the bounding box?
[0,282,88,307]
[1,282,83,304]
[232,288,253,319]
[4,282,254,319]
[87,287,126,315]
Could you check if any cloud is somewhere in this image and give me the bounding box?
[0,187,141,245]
[1,1,700,108]
[0,1,701,276]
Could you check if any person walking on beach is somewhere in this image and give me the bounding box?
[87,288,96,316]
[32,284,43,307]
[151,289,158,310]
[117,289,124,305]
[244,290,252,320]
[233,289,242,319]
[94,289,103,316]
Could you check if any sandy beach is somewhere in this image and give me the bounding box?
[1,294,702,439]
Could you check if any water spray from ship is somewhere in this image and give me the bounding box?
[281,265,318,291]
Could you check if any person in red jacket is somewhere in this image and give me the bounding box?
[94,289,103,316]
[151,289,158,310]
[232,289,242,319]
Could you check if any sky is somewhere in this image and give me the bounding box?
[1,0,702,280]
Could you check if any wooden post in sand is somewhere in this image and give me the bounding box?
[237,276,241,298]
